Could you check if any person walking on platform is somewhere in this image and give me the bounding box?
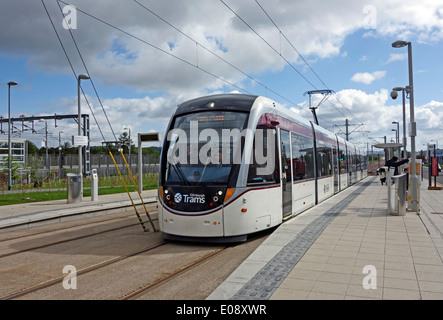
[385,156,409,176]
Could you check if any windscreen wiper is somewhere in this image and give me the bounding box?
[171,162,190,185]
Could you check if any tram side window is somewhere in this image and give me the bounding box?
[247,127,280,185]
[316,142,332,177]
[353,153,358,172]
[291,132,314,180]
[339,149,346,174]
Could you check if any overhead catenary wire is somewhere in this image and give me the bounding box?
[53,0,344,122]
[254,1,347,117]
[252,0,367,135]
[218,0,334,127]
[55,0,254,97]
[42,0,156,232]
[219,0,318,90]
[55,0,118,144]
[52,0,332,128]
[131,0,300,109]
[254,2,350,114]
[132,0,357,133]
[41,0,107,145]
[50,0,366,141]
[55,0,302,110]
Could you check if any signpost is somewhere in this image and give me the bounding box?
[72,135,88,146]
[138,132,161,192]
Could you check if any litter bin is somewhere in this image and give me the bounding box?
[67,173,82,204]
[387,173,407,216]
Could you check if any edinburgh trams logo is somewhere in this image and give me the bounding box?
[174,193,183,203]
[174,192,206,204]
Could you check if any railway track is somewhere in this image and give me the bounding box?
[1,239,241,300]
[1,241,168,300]
[0,197,158,233]
[0,206,271,300]
[0,221,143,259]
[120,229,273,300]
[0,204,159,258]
[119,245,231,300]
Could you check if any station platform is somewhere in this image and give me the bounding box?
[208,176,443,300]
[0,189,157,232]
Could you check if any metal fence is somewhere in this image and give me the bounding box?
[3,153,160,187]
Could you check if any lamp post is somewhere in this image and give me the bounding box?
[77,74,90,201]
[124,127,131,169]
[392,121,399,144]
[77,74,89,174]
[7,81,18,191]
[391,87,407,157]
[430,139,438,150]
[391,128,398,144]
[392,40,418,212]
[59,131,64,175]
[39,119,48,169]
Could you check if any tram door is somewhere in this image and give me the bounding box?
[280,130,292,218]
[333,147,339,193]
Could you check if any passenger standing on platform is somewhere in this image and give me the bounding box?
[385,156,409,176]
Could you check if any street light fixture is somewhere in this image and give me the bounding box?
[7,81,18,191]
[392,40,409,48]
[392,40,418,212]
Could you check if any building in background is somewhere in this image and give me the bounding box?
[0,138,28,168]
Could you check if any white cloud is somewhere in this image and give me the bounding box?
[2,0,442,92]
[416,100,443,129]
[351,71,386,84]
[385,53,408,64]
[290,89,443,150]
[2,0,443,149]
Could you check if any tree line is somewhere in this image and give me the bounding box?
[28,131,161,156]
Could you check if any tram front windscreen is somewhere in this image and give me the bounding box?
[162,111,249,186]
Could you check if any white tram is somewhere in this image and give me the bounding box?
[157,94,367,242]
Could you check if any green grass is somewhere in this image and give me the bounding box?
[0,173,159,206]
[0,184,157,206]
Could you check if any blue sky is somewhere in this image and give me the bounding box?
[1,0,443,151]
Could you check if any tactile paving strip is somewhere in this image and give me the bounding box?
[232,180,372,300]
